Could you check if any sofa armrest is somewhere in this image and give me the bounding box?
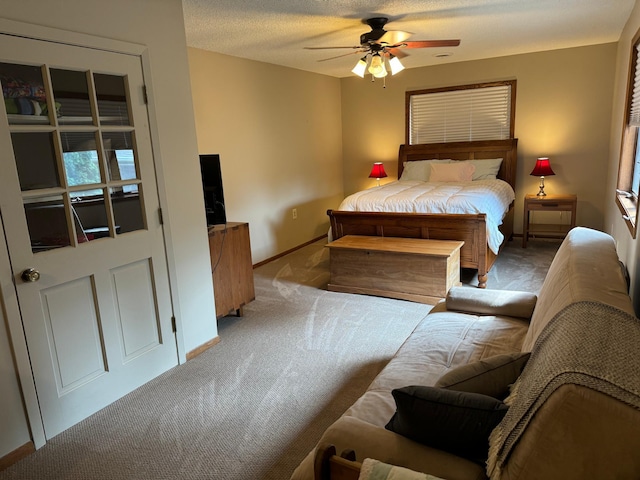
[445,287,537,320]
[291,415,486,480]
[496,384,640,480]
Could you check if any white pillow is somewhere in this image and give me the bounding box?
[429,162,476,182]
[400,159,451,182]
[460,158,503,181]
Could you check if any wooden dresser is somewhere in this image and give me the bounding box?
[207,222,255,318]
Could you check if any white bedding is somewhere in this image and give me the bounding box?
[336,179,515,254]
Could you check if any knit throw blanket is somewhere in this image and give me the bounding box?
[486,301,640,478]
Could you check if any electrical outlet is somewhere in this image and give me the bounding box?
[292,208,297,220]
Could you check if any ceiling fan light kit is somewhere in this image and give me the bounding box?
[306,16,460,88]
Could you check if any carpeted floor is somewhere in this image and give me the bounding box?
[0,236,559,480]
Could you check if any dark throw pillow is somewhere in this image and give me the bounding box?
[434,352,531,399]
[385,386,508,463]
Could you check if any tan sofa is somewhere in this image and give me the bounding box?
[291,227,640,480]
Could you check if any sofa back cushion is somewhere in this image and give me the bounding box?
[521,227,633,351]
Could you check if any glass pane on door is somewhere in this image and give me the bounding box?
[60,132,102,189]
[94,73,130,126]
[10,131,60,191]
[103,131,137,181]
[0,62,51,125]
[72,190,110,242]
[111,185,144,233]
[50,68,93,125]
[24,196,71,252]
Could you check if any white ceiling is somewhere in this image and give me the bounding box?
[182,0,635,79]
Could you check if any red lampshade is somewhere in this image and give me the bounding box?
[369,162,388,179]
[530,157,555,177]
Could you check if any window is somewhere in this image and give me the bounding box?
[406,80,516,145]
[616,29,640,238]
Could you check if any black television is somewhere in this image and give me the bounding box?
[199,154,226,226]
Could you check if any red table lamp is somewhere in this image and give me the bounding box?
[369,162,388,187]
[530,157,555,196]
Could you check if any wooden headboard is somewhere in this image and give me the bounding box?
[398,138,519,191]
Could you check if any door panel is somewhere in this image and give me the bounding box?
[112,259,162,359]
[42,277,106,392]
[0,34,177,439]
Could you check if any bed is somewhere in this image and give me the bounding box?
[327,138,518,288]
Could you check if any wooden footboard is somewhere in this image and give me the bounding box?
[328,209,503,288]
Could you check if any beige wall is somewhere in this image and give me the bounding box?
[187,49,344,263]
[606,0,640,314]
[340,44,617,235]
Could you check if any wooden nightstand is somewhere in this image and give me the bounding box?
[523,194,577,248]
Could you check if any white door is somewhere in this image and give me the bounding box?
[0,35,178,438]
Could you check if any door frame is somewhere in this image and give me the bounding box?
[0,18,187,449]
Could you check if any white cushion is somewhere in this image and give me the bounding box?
[429,162,475,182]
[399,159,450,182]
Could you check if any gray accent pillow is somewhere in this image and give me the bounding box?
[434,352,531,399]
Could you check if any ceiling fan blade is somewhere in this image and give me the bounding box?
[317,51,363,62]
[304,46,362,50]
[398,39,461,49]
[386,48,409,59]
[376,30,412,45]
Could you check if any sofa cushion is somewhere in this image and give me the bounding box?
[434,352,530,399]
[385,386,508,463]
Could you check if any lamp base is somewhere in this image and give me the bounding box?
[536,176,547,196]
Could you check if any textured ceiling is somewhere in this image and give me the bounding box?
[183,0,635,78]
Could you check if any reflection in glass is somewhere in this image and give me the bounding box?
[72,190,110,242]
[111,185,144,234]
[103,132,137,183]
[50,68,93,124]
[0,62,52,125]
[24,196,70,252]
[11,132,61,191]
[94,73,130,126]
[61,132,102,191]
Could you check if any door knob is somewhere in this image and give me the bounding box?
[21,268,41,283]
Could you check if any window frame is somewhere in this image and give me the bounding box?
[405,80,517,145]
[616,28,640,239]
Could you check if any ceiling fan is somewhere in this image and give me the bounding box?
[305,17,460,81]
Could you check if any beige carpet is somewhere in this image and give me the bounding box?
[0,237,558,480]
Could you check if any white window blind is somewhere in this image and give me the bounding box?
[409,84,512,144]
[629,44,640,126]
